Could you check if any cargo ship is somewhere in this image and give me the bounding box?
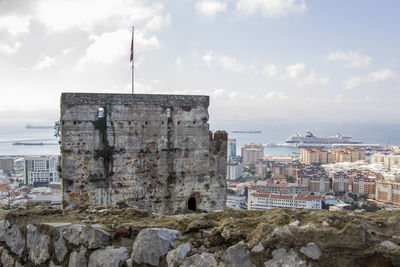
[13,142,44,146]
[231,130,261,134]
[25,124,53,129]
[13,142,58,146]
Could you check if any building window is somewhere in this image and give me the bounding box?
[98,107,105,118]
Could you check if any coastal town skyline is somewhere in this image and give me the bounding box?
[0,0,399,123]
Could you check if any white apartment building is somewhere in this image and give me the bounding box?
[24,156,59,185]
[249,180,308,195]
[241,143,264,166]
[332,171,349,192]
[371,153,400,171]
[248,192,322,210]
[227,160,243,180]
[226,196,247,210]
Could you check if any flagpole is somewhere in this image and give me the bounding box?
[131,27,135,94]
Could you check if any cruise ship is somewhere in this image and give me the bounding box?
[285,132,362,147]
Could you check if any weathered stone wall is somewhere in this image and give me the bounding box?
[61,93,227,214]
[1,207,400,267]
[0,218,176,267]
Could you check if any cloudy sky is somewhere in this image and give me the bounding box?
[0,0,399,124]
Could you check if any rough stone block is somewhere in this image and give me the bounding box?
[166,243,191,267]
[54,237,68,262]
[5,224,25,257]
[88,246,129,267]
[27,224,51,265]
[69,246,87,267]
[62,224,84,245]
[80,225,111,249]
[131,228,181,266]
[222,241,255,267]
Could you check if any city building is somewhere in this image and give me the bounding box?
[265,156,294,162]
[352,174,376,197]
[248,192,322,210]
[24,156,59,186]
[301,147,334,165]
[301,147,366,164]
[331,148,366,162]
[241,143,264,166]
[375,180,400,206]
[297,165,330,194]
[226,195,247,210]
[271,162,300,179]
[249,180,308,195]
[332,171,349,192]
[255,160,268,177]
[227,139,237,161]
[227,160,243,180]
[0,158,14,172]
[308,176,330,194]
[298,165,326,184]
[371,153,400,171]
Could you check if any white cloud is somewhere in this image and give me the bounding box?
[32,56,56,70]
[0,41,21,55]
[196,0,227,17]
[343,69,396,89]
[285,63,305,78]
[300,71,329,88]
[78,29,160,68]
[202,51,246,72]
[236,0,307,17]
[134,30,161,52]
[335,94,345,103]
[218,55,246,72]
[326,51,371,68]
[146,14,171,30]
[265,91,286,100]
[79,30,130,66]
[343,69,395,89]
[365,69,395,83]
[343,76,362,89]
[285,63,329,88]
[175,57,183,70]
[262,63,278,77]
[61,47,77,55]
[0,15,31,35]
[202,51,214,66]
[364,96,376,103]
[37,0,167,33]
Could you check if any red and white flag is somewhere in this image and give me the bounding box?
[130,35,133,62]
[130,26,134,94]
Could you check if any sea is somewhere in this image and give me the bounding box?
[0,120,399,157]
[0,122,59,156]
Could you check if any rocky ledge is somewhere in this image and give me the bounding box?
[0,206,399,266]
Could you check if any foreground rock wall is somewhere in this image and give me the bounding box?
[1,207,400,266]
[61,93,227,214]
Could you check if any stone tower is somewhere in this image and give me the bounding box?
[61,93,227,214]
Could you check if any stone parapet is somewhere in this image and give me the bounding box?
[61,93,209,107]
